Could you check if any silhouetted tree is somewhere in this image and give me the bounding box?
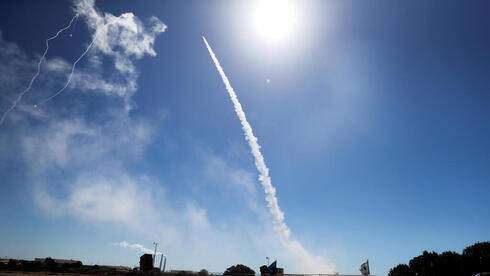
[32,261,42,270]
[388,241,490,276]
[61,263,71,271]
[462,241,490,275]
[224,264,255,276]
[260,265,268,276]
[71,261,83,268]
[409,251,439,276]
[388,264,410,276]
[45,257,57,270]
[7,259,17,270]
[199,269,209,276]
[19,260,41,271]
[438,251,462,276]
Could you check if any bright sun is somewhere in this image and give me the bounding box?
[253,0,297,43]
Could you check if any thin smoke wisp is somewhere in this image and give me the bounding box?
[0,14,78,124]
[37,0,167,109]
[118,241,163,255]
[202,36,334,273]
[36,32,98,106]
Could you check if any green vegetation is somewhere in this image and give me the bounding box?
[198,269,209,276]
[389,241,490,276]
[224,264,255,276]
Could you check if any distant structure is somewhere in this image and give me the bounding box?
[0,259,9,265]
[153,242,159,267]
[170,270,194,273]
[34,258,81,264]
[274,268,284,276]
[159,254,167,272]
[260,261,284,276]
[140,254,154,271]
[359,260,370,276]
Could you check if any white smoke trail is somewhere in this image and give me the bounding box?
[118,241,163,255]
[36,32,98,107]
[0,14,78,125]
[69,15,80,37]
[202,36,334,273]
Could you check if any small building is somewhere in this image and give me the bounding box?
[140,254,154,271]
[0,259,9,265]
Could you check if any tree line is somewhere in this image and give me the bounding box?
[389,241,490,276]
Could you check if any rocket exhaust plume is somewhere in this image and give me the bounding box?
[0,14,79,125]
[202,36,334,273]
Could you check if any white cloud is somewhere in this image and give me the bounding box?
[68,175,153,225]
[0,0,167,122]
[34,173,157,229]
[0,0,168,236]
[0,30,36,110]
[19,115,325,272]
[69,0,167,110]
[0,0,173,247]
[202,151,257,195]
[20,116,153,172]
[185,203,211,231]
[22,119,94,168]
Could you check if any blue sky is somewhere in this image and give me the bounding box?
[1,0,490,275]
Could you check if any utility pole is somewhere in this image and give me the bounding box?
[153,242,159,267]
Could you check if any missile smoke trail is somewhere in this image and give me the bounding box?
[202,35,289,240]
[202,36,333,273]
[0,14,78,125]
[36,32,98,107]
[69,15,79,37]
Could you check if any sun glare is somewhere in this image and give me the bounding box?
[253,0,297,43]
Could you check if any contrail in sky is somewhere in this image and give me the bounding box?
[36,32,98,107]
[202,36,333,273]
[0,14,78,125]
